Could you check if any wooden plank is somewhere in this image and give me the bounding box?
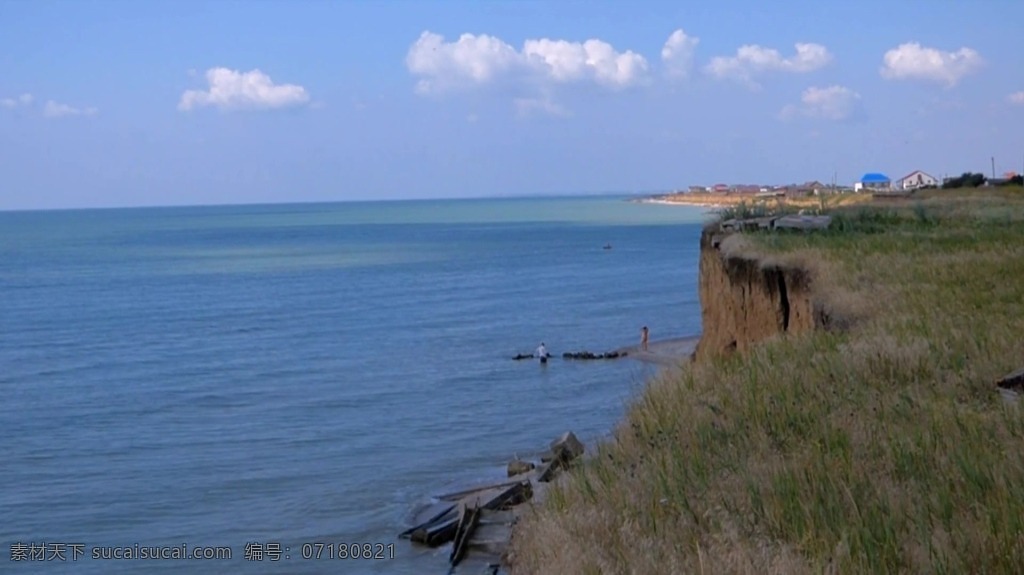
[409,513,459,547]
[449,504,482,568]
[436,479,526,502]
[411,519,458,547]
[456,481,533,510]
[399,503,456,540]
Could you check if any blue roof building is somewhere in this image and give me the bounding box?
[860,173,891,184]
[857,172,892,191]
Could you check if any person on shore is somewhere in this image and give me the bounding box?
[641,326,649,351]
[536,342,549,364]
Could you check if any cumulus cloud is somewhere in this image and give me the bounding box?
[780,85,862,121]
[661,29,699,79]
[43,100,97,118]
[405,31,649,94]
[178,68,310,111]
[706,43,832,88]
[1008,91,1024,105]
[1,93,33,108]
[880,42,983,87]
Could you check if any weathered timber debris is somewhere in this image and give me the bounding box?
[512,353,534,360]
[400,432,586,574]
[449,504,482,568]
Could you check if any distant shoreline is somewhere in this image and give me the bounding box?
[630,193,768,208]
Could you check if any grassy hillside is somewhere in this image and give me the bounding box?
[509,187,1024,574]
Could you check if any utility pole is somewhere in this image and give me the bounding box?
[991,156,996,179]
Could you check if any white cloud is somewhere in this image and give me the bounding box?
[1008,91,1024,105]
[1,93,33,108]
[781,85,861,121]
[43,100,97,118]
[178,68,310,111]
[706,43,832,88]
[661,29,699,79]
[406,32,521,93]
[880,42,983,87]
[405,30,649,94]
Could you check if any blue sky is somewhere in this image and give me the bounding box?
[1,0,1022,210]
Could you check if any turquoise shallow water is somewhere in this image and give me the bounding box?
[0,196,708,574]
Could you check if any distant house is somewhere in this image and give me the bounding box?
[712,183,730,193]
[896,170,938,190]
[854,173,891,192]
[688,185,706,194]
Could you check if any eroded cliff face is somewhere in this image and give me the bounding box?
[694,228,821,362]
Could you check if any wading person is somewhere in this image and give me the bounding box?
[641,326,649,351]
[536,342,549,364]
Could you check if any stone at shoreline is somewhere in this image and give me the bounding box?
[561,350,624,360]
[550,431,584,462]
[507,460,535,477]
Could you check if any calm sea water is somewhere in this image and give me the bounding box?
[0,196,708,574]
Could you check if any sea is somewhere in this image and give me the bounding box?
[0,195,709,574]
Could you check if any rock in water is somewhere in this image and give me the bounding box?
[507,460,535,477]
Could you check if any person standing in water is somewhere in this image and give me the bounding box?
[640,326,649,351]
[536,342,549,364]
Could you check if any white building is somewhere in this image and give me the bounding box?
[896,170,939,191]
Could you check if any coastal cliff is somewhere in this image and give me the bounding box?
[693,226,822,362]
[509,190,1024,574]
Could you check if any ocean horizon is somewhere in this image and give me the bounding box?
[1,195,708,574]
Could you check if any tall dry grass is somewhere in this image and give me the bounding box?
[509,187,1024,574]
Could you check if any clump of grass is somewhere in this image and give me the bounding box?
[510,190,1024,574]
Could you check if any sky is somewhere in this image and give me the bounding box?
[1,0,1023,210]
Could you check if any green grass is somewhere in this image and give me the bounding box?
[509,187,1024,574]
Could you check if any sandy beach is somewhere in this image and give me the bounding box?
[618,335,700,366]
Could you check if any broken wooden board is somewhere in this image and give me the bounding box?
[400,503,456,540]
[407,512,460,547]
[436,479,526,502]
[449,504,482,567]
[447,508,518,574]
[404,481,532,548]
